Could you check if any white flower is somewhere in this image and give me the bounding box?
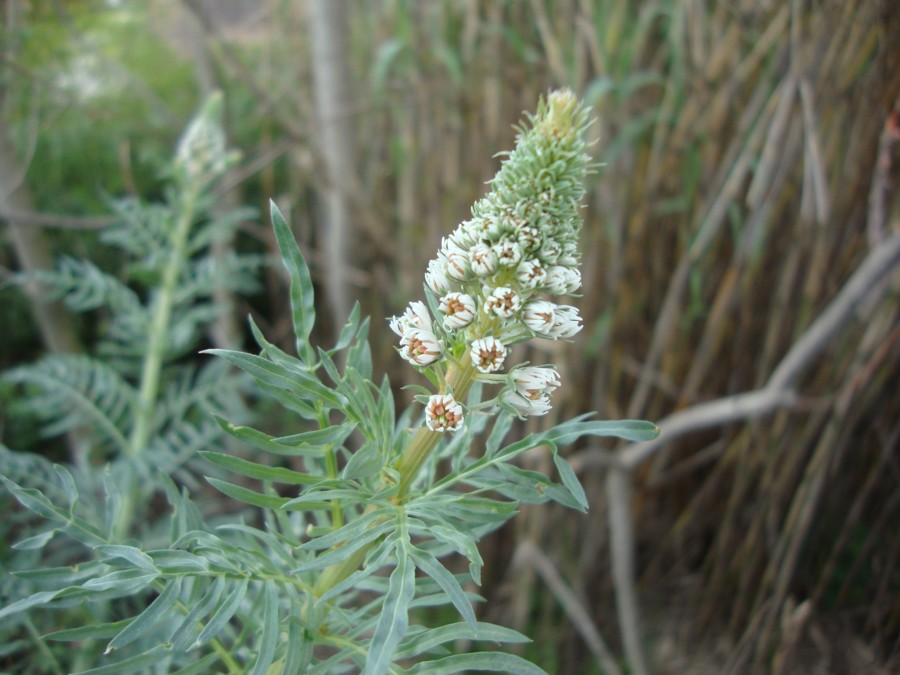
[523,300,557,335]
[549,305,582,339]
[425,394,464,432]
[470,243,499,277]
[494,240,523,268]
[399,328,444,366]
[511,366,561,398]
[470,336,508,373]
[485,286,522,318]
[390,300,434,338]
[544,266,581,295]
[501,366,561,417]
[425,258,453,294]
[444,251,470,282]
[516,259,547,289]
[440,235,469,257]
[439,292,477,330]
[501,390,552,417]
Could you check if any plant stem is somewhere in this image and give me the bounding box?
[312,354,477,597]
[114,187,199,540]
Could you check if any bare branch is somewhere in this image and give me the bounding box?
[573,230,900,473]
[514,540,624,675]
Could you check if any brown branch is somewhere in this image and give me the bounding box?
[513,540,624,675]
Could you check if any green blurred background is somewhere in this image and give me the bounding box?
[2,1,898,672]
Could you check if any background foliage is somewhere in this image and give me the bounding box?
[2,1,899,673]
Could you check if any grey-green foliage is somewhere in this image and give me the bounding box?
[0,96,260,672]
[1,94,659,674]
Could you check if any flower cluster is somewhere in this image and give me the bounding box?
[390,90,592,430]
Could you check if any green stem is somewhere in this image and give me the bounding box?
[114,187,200,540]
[318,405,343,529]
[312,354,477,597]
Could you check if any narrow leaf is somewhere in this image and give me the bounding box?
[271,201,316,364]
[248,581,279,675]
[72,645,171,675]
[206,477,330,511]
[409,546,477,632]
[549,419,660,445]
[94,545,158,572]
[45,618,133,642]
[395,621,530,659]
[552,449,588,511]
[406,651,547,674]
[363,545,415,675]
[106,578,182,651]
[213,416,329,457]
[195,576,248,648]
[170,576,226,652]
[199,451,319,485]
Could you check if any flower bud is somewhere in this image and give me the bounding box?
[485,287,522,318]
[425,394,464,432]
[470,337,508,373]
[399,328,444,366]
[439,292,476,330]
[516,259,547,290]
[523,300,557,335]
[549,305,582,339]
[470,243,499,277]
[544,266,582,295]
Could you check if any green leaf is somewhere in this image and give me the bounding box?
[296,523,396,573]
[341,443,383,480]
[0,590,64,620]
[548,419,660,445]
[213,416,338,457]
[199,451,319,485]
[408,546,476,632]
[406,651,548,674]
[72,645,171,675]
[170,576,226,652]
[300,508,391,551]
[195,576,249,648]
[363,540,415,675]
[94,545,158,572]
[204,349,347,411]
[331,302,362,352]
[485,412,515,458]
[81,569,158,593]
[12,529,56,551]
[270,201,316,364]
[248,581,279,675]
[283,612,313,674]
[45,618,133,642]
[206,477,330,511]
[2,477,106,546]
[425,524,484,585]
[552,447,588,511]
[106,578,182,651]
[146,549,210,574]
[395,622,530,659]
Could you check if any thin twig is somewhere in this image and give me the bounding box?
[514,539,624,675]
